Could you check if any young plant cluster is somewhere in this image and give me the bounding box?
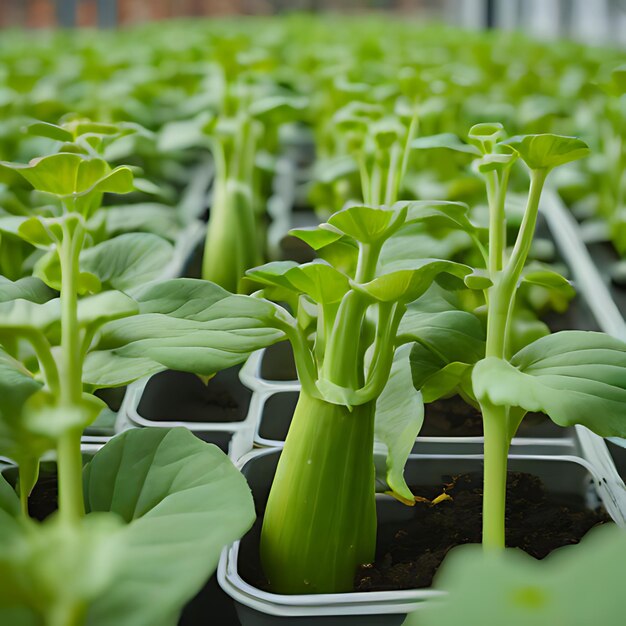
[0,15,625,625]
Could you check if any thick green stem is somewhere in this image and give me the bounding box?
[202,176,256,291]
[323,242,381,387]
[260,390,377,593]
[57,222,85,522]
[481,401,510,550]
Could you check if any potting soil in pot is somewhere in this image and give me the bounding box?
[354,471,610,591]
[238,471,609,594]
[420,396,561,438]
[138,367,252,423]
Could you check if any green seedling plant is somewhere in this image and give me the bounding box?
[158,65,306,292]
[409,124,626,550]
[90,198,477,595]
[230,200,479,594]
[0,148,273,625]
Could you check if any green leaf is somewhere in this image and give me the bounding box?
[130,278,231,319]
[411,133,481,155]
[245,261,300,292]
[84,279,284,387]
[0,276,54,304]
[403,201,477,234]
[102,204,180,240]
[327,205,399,244]
[32,234,174,293]
[375,345,424,503]
[521,267,574,295]
[468,122,505,144]
[474,152,517,174]
[285,261,350,304]
[26,121,73,142]
[355,260,470,303]
[464,269,492,290]
[406,524,625,626]
[473,331,626,437]
[402,289,485,402]
[77,291,139,329]
[0,351,52,488]
[80,233,173,291]
[503,134,590,171]
[0,299,60,335]
[83,428,255,626]
[288,226,344,250]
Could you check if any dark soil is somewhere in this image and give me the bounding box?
[260,341,298,381]
[137,367,251,423]
[94,386,126,413]
[354,471,609,591]
[27,471,59,521]
[420,396,560,438]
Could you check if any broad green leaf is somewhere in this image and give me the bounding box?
[327,205,400,244]
[475,152,517,174]
[79,233,173,291]
[26,121,73,142]
[0,299,60,335]
[356,260,470,303]
[0,351,52,495]
[403,201,477,234]
[84,279,284,386]
[245,261,299,292]
[130,278,231,319]
[102,204,180,240]
[375,345,424,503]
[464,269,492,290]
[288,226,344,250]
[521,267,574,295]
[83,428,255,626]
[285,261,350,304]
[77,291,139,329]
[503,134,590,171]
[17,215,76,248]
[17,232,174,294]
[0,153,127,197]
[406,524,625,626]
[411,133,480,155]
[0,276,54,304]
[473,331,626,437]
[34,251,101,295]
[402,289,485,402]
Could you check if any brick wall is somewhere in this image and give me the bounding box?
[0,0,426,28]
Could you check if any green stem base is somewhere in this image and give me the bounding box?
[260,391,377,594]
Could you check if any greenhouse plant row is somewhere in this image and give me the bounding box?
[0,15,625,626]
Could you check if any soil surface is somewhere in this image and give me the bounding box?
[27,472,59,521]
[138,368,251,423]
[354,471,609,591]
[420,396,559,438]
